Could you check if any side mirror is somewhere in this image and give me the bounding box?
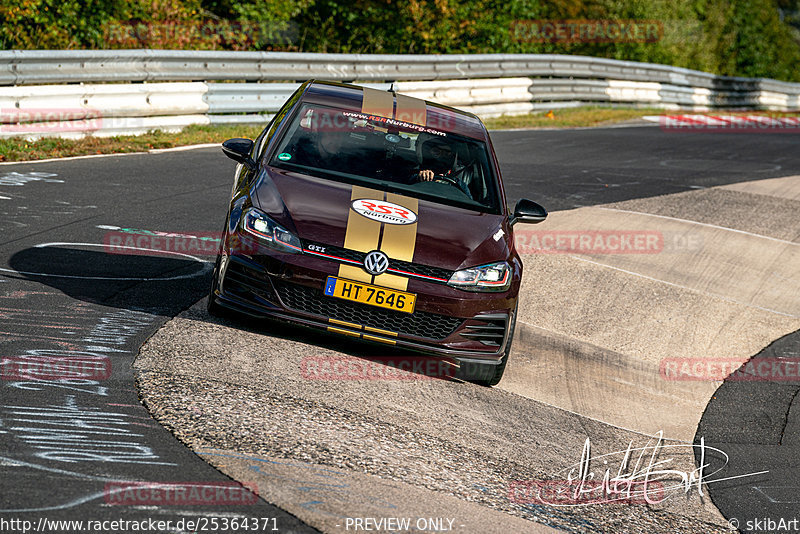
[222,138,256,171]
[510,198,547,226]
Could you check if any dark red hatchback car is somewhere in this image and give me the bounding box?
[209,80,546,385]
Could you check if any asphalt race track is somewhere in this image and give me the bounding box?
[0,149,316,533]
[1,125,799,533]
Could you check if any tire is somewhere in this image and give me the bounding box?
[461,308,516,387]
[207,253,226,317]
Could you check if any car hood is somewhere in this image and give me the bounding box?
[253,167,509,271]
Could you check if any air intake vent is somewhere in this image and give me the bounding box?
[459,314,508,347]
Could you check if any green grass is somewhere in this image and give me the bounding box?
[0,124,264,163]
[1,109,797,162]
[481,106,664,129]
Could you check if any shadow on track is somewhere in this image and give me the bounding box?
[7,245,211,314]
[7,245,459,382]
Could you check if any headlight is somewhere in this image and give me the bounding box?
[240,208,302,253]
[447,261,511,292]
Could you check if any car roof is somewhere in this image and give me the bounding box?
[300,80,489,140]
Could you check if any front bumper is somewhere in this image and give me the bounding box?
[214,249,515,364]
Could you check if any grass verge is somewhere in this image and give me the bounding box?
[481,106,664,129]
[0,124,264,163]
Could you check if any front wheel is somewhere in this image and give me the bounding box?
[459,308,516,387]
[207,254,226,317]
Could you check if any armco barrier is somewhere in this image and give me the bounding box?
[0,82,208,119]
[203,82,390,126]
[0,51,798,138]
[3,50,799,90]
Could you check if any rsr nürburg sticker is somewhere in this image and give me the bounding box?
[351,199,418,225]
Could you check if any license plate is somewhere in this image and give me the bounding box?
[324,276,416,314]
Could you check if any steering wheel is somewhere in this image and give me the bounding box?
[415,163,473,199]
[417,164,467,187]
[431,174,460,187]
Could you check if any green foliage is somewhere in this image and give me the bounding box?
[0,0,125,48]
[1,0,798,81]
[715,0,800,80]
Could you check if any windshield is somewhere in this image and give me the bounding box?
[268,103,501,213]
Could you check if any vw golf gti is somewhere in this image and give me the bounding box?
[208,80,547,385]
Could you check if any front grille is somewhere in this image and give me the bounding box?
[302,240,453,283]
[390,257,453,281]
[274,280,462,340]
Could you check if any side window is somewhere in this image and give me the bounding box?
[255,83,307,163]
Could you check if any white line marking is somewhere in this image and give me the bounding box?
[148,143,220,153]
[0,143,221,166]
[0,152,146,166]
[0,455,121,482]
[597,207,800,246]
[0,196,10,200]
[568,255,798,318]
[753,486,800,503]
[0,489,115,513]
[0,242,210,281]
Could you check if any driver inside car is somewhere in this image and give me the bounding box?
[415,136,474,199]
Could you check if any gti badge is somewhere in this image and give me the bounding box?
[363,250,390,275]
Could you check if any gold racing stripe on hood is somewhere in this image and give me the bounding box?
[372,193,419,291]
[395,94,427,126]
[339,185,383,283]
[361,87,394,119]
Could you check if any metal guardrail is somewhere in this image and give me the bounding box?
[0,82,208,117]
[0,51,798,138]
[3,50,800,94]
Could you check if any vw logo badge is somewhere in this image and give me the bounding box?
[363,250,389,275]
